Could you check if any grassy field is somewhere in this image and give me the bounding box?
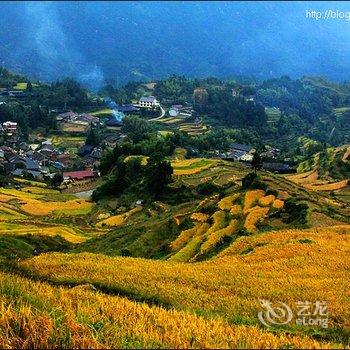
[18,225,350,347]
[0,270,329,349]
[0,185,96,244]
[51,135,85,148]
[0,159,349,348]
[13,82,39,90]
[90,108,114,117]
[172,158,218,175]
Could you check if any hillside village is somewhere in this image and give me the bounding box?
[0,81,296,191]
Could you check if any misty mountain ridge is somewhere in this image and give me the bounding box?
[1,1,350,89]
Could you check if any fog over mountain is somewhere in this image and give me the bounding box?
[0,1,349,89]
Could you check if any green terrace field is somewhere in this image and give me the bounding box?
[0,182,106,250]
[334,107,350,116]
[90,108,114,117]
[265,107,281,125]
[13,82,39,90]
[152,115,210,136]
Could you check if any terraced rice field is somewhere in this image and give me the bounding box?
[287,171,349,192]
[0,270,329,349]
[167,188,286,261]
[265,107,281,125]
[18,224,350,348]
[0,185,96,243]
[97,207,142,228]
[171,158,218,175]
[178,122,209,135]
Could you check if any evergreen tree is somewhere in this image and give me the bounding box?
[251,152,262,173]
[26,81,33,92]
[146,156,173,198]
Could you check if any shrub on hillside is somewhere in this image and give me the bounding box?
[196,181,221,195]
[283,197,309,227]
[241,173,268,191]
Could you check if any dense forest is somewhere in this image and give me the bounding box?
[0,67,103,137]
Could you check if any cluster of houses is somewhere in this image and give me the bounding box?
[216,142,295,173]
[220,143,256,162]
[260,146,281,159]
[56,112,101,133]
[0,124,103,183]
[0,139,62,180]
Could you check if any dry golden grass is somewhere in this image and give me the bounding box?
[97,207,141,227]
[217,193,240,210]
[19,225,350,348]
[190,212,209,222]
[230,204,243,217]
[0,271,331,349]
[0,222,87,243]
[200,219,238,254]
[244,206,270,232]
[243,190,265,213]
[305,180,349,192]
[258,194,275,207]
[272,199,284,209]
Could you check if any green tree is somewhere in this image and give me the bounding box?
[251,152,262,173]
[50,172,63,188]
[26,81,33,92]
[86,128,100,147]
[122,116,154,143]
[146,156,173,198]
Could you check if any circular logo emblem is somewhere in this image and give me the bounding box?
[258,299,293,327]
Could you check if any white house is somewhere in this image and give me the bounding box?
[3,121,17,133]
[240,153,254,162]
[139,96,160,108]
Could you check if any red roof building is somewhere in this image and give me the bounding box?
[63,170,96,181]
